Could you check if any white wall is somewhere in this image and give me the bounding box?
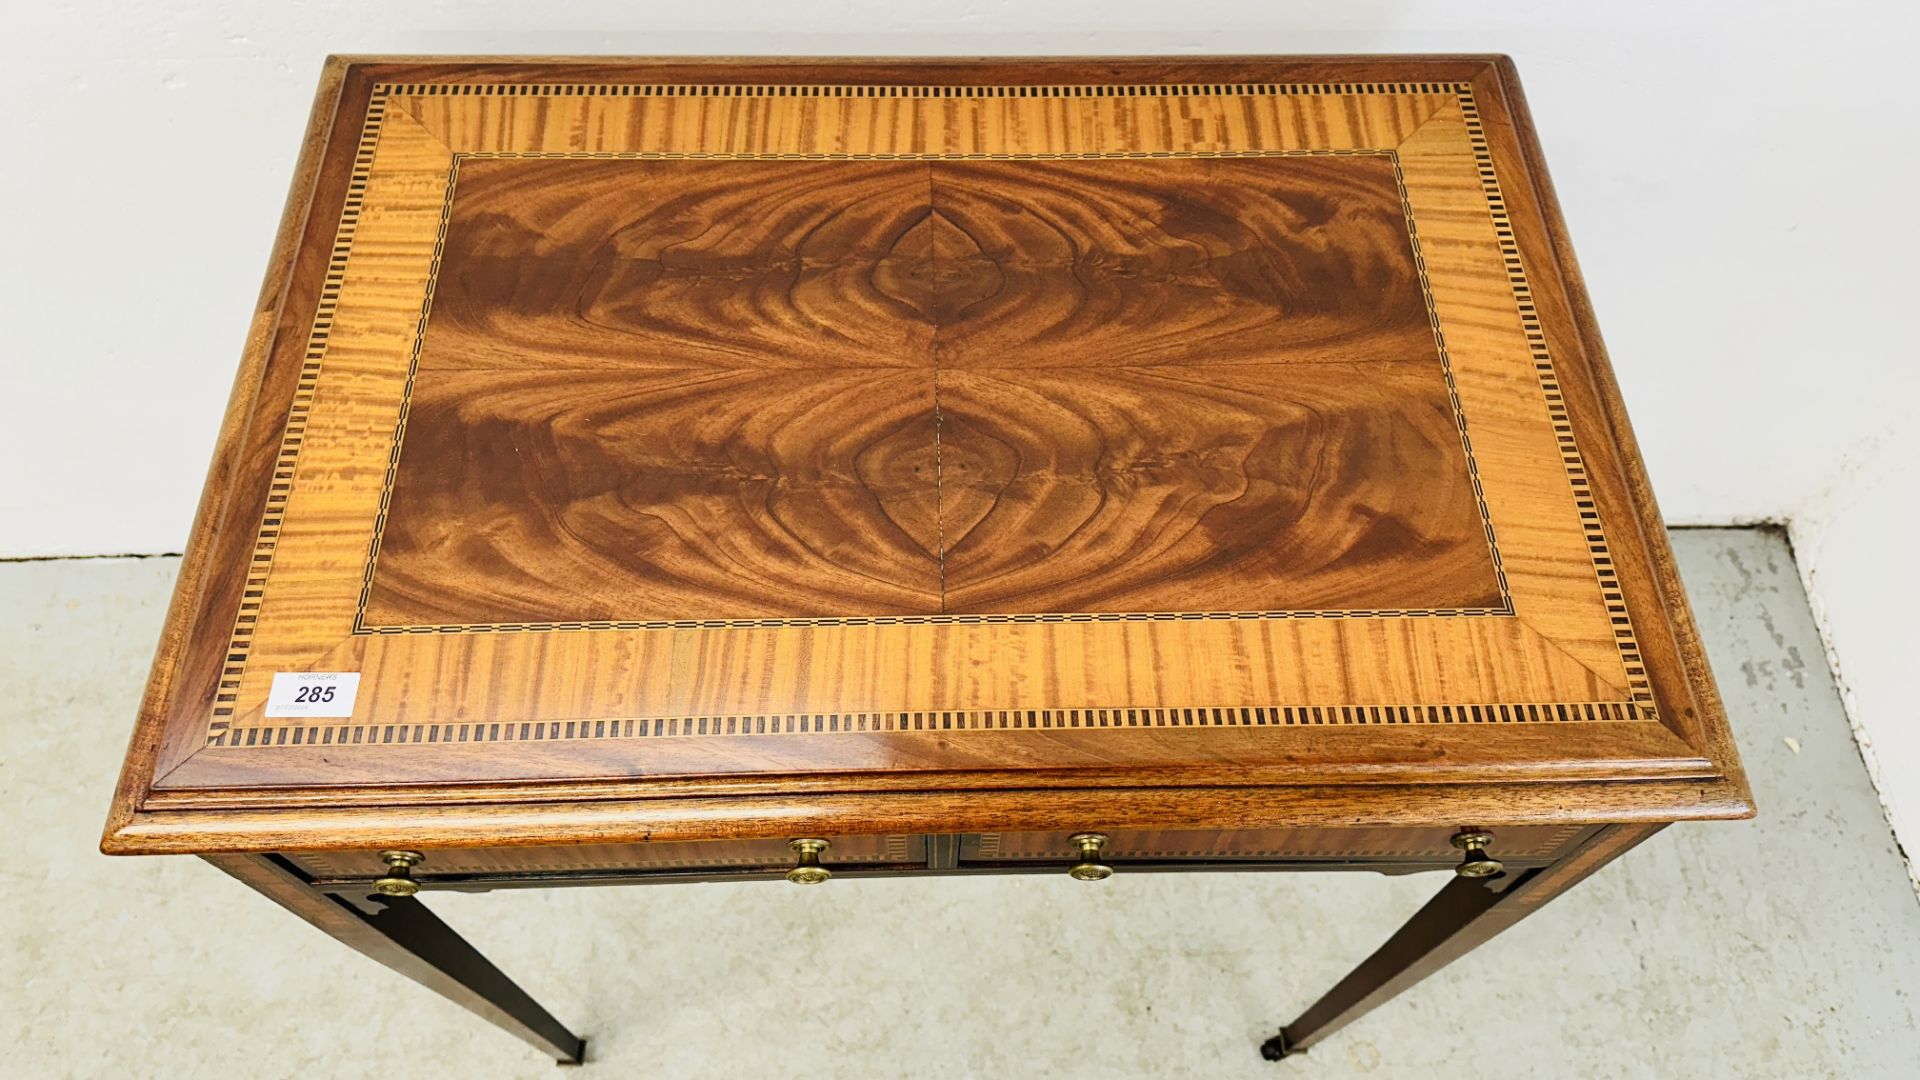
[3,3,1913,856]
[1795,428,1920,889]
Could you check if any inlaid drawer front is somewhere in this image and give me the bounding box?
[962,827,1587,865]
[291,834,924,880]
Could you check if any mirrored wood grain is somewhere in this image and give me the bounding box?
[930,156,1436,368]
[422,159,935,372]
[938,364,1499,613]
[101,64,1742,831]
[365,369,943,623]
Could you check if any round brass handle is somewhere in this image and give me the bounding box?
[1067,832,1113,881]
[372,850,425,897]
[1450,830,1504,878]
[786,838,832,885]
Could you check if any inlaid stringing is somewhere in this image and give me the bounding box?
[101,61,1753,1071]
[208,80,1653,748]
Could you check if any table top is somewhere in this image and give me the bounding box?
[105,55,1751,856]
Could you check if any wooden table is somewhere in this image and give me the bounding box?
[104,55,1753,1065]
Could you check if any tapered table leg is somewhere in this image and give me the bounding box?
[1261,823,1662,1061]
[205,854,585,1064]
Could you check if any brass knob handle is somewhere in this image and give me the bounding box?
[786,838,831,885]
[372,850,425,897]
[1068,832,1113,881]
[1450,830,1503,878]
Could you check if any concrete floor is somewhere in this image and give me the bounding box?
[5,528,1918,1078]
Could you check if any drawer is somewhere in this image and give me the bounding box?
[289,834,924,882]
[961,826,1588,866]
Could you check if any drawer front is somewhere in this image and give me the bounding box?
[961,826,1588,865]
[290,834,924,881]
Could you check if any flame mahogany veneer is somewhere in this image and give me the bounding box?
[103,55,1751,1065]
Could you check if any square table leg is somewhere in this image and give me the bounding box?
[204,853,586,1065]
[1261,823,1663,1061]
